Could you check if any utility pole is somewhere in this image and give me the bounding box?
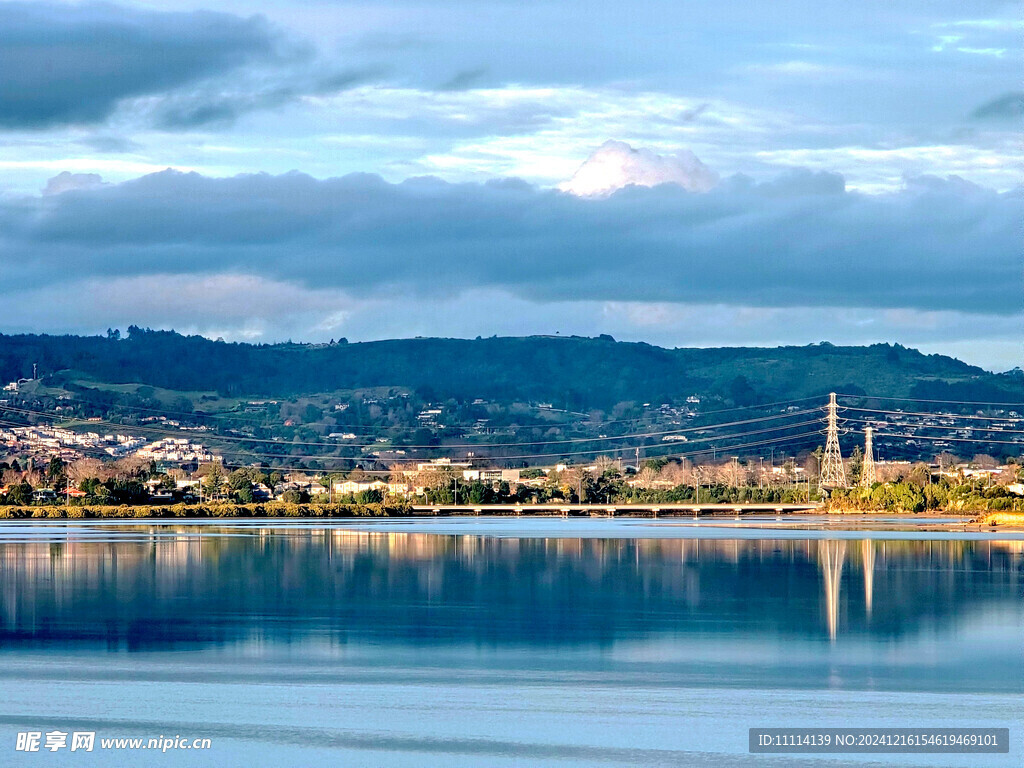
[820,392,847,489]
[861,427,876,487]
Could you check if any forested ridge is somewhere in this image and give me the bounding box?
[0,327,1016,408]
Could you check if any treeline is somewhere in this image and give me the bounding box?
[0,502,414,520]
[421,479,817,505]
[1,327,1013,408]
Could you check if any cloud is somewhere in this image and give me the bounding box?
[42,172,105,196]
[0,273,367,343]
[753,145,1022,193]
[153,68,381,129]
[0,2,285,129]
[971,93,1024,121]
[0,167,1016,320]
[438,68,489,92]
[77,136,141,154]
[559,140,719,197]
[3,280,1019,371]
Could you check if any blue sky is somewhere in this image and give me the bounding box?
[0,0,1020,369]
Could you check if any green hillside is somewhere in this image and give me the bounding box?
[0,328,1016,409]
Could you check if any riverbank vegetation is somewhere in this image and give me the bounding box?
[974,511,1024,527]
[826,481,1024,514]
[0,502,415,519]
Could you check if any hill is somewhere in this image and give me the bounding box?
[0,327,1016,409]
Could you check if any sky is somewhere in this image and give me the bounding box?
[0,0,1020,370]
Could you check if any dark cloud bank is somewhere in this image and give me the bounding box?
[1,168,1018,315]
[0,2,283,128]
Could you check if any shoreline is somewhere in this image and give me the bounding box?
[1,503,1020,531]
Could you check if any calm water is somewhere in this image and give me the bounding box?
[0,516,1021,767]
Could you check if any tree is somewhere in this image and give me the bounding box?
[727,375,756,406]
[227,469,253,492]
[354,489,383,504]
[972,454,999,469]
[111,455,150,480]
[906,463,932,488]
[199,462,225,494]
[45,456,66,486]
[68,459,103,487]
[5,483,33,505]
[848,446,863,485]
[634,466,657,489]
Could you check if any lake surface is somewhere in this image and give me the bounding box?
[0,516,1021,766]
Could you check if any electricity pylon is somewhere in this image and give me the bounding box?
[860,426,876,487]
[820,392,847,489]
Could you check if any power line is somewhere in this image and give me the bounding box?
[843,406,1024,423]
[837,393,1024,408]
[842,415,1024,435]
[845,428,1024,446]
[210,419,827,463]
[21,391,826,433]
[198,430,828,475]
[0,403,822,450]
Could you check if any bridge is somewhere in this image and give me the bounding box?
[410,502,822,517]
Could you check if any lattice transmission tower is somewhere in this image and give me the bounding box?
[860,426,876,487]
[820,392,847,489]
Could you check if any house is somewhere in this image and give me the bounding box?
[461,468,521,484]
[386,482,413,497]
[415,458,472,473]
[32,488,58,503]
[333,480,387,496]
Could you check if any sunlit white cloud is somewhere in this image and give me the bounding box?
[559,141,717,197]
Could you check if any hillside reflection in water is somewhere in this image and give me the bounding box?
[1,526,1020,657]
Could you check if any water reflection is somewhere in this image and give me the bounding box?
[862,539,875,618]
[818,539,847,642]
[0,527,1020,651]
